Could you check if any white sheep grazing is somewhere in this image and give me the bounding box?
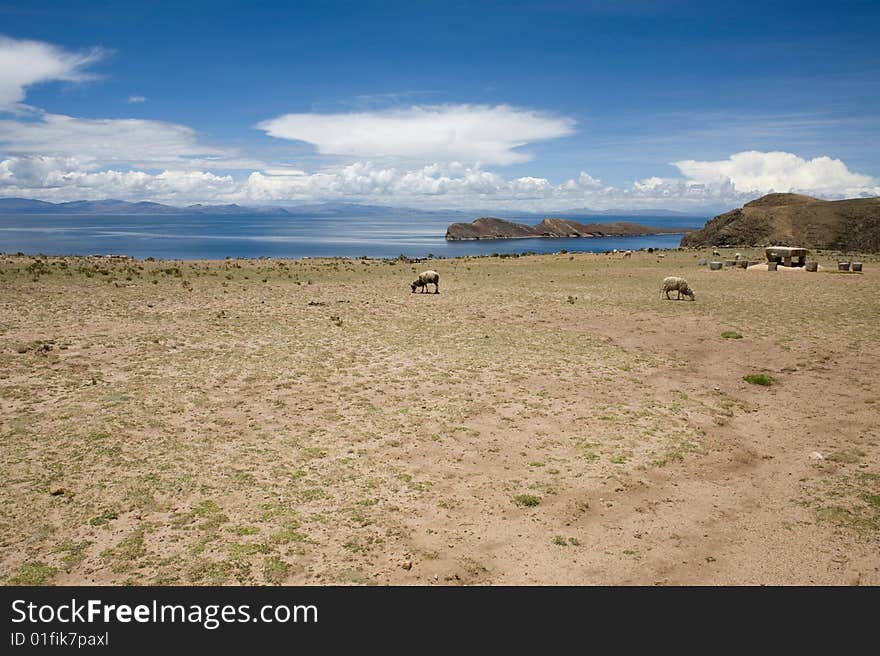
[411,270,440,294]
[660,276,696,301]
[712,248,721,256]
[622,250,633,259]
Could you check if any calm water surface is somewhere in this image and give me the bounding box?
[0,213,704,260]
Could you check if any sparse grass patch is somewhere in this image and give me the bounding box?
[263,556,290,584]
[187,559,233,584]
[815,506,878,533]
[298,488,329,501]
[513,494,541,507]
[336,568,368,584]
[826,448,865,464]
[193,500,222,516]
[7,562,57,585]
[270,521,307,544]
[805,470,880,536]
[232,525,260,536]
[101,529,147,573]
[126,486,160,512]
[721,331,743,339]
[653,439,704,467]
[227,542,271,559]
[54,540,92,569]
[260,502,296,521]
[89,510,119,526]
[172,500,225,528]
[743,373,774,386]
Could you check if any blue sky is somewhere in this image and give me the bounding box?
[0,0,878,210]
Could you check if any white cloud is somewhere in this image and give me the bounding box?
[0,112,261,169]
[257,104,575,166]
[674,150,880,197]
[633,176,666,191]
[0,155,236,202]
[2,36,877,212]
[0,35,255,171]
[0,35,104,111]
[1,149,877,211]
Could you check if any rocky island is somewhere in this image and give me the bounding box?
[445,216,686,240]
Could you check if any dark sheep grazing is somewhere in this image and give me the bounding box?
[411,270,440,294]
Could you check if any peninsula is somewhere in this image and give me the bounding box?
[445,216,686,240]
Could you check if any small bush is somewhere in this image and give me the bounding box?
[513,494,541,507]
[743,373,774,386]
[721,331,743,339]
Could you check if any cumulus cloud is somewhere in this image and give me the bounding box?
[238,162,581,204]
[0,155,747,211]
[0,157,604,206]
[256,104,575,165]
[2,35,877,211]
[0,35,104,111]
[633,176,666,192]
[1,149,877,211]
[674,150,880,198]
[242,163,723,210]
[0,155,236,203]
[0,112,261,169]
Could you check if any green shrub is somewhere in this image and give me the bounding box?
[513,494,541,507]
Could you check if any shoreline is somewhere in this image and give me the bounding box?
[3,244,876,266]
[3,243,697,264]
[445,230,687,241]
[0,241,689,263]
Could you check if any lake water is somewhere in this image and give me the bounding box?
[0,213,705,260]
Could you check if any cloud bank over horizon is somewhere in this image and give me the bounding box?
[1,35,878,212]
[3,153,877,212]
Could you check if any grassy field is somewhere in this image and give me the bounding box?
[1,247,878,585]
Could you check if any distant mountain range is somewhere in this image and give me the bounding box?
[0,197,705,219]
[0,198,293,216]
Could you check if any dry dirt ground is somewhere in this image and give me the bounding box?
[1,248,878,585]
